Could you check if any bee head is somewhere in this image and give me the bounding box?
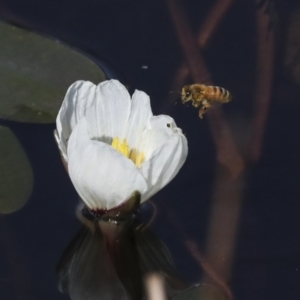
[181,85,193,103]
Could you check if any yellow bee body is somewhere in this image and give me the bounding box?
[181,84,232,118]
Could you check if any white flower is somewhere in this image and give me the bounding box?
[55,80,188,211]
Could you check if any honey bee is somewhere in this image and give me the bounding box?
[181,84,232,118]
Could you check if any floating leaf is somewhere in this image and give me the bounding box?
[0,126,33,214]
[172,285,229,300]
[0,21,106,123]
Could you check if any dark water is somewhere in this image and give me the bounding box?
[1,0,300,299]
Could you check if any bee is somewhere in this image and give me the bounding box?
[181,84,232,118]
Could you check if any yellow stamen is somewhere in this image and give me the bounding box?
[111,137,145,168]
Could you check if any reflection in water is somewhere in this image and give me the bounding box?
[57,203,188,300]
[57,198,230,300]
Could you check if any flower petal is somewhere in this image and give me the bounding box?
[68,118,148,210]
[56,81,96,160]
[137,115,183,161]
[139,128,188,202]
[135,115,188,200]
[125,90,153,149]
[86,80,131,143]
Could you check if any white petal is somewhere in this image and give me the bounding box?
[68,118,148,210]
[56,81,96,159]
[138,115,182,160]
[140,130,188,202]
[86,80,131,143]
[125,90,153,149]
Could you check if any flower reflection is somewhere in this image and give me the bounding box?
[57,202,229,300]
[57,199,187,300]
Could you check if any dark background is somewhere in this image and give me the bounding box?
[1,0,300,299]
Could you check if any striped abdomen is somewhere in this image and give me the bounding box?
[204,85,232,103]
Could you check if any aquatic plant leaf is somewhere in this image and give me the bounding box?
[0,21,106,123]
[0,126,33,214]
[171,285,229,300]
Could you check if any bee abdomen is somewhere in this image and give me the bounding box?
[207,86,231,102]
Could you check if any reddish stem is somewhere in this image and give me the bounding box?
[248,0,274,162]
[197,0,235,48]
[166,0,244,178]
[161,0,235,114]
[186,240,234,300]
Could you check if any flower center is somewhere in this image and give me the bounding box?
[111,137,144,168]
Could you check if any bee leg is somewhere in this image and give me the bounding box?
[198,101,211,118]
[192,100,200,108]
[206,101,212,110]
[198,109,203,119]
[198,107,205,118]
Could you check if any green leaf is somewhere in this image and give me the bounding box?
[172,285,229,300]
[0,21,106,123]
[0,126,33,214]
